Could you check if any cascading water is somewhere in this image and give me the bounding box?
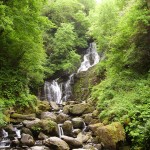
[44,42,100,104]
[58,124,64,138]
[77,42,100,73]
[44,80,63,104]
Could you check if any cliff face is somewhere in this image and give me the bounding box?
[72,66,100,102]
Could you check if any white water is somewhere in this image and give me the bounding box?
[44,42,100,104]
[2,129,8,138]
[44,80,63,104]
[77,42,100,73]
[13,127,21,139]
[58,124,64,138]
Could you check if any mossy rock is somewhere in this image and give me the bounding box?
[31,119,58,136]
[72,66,100,101]
[96,122,125,149]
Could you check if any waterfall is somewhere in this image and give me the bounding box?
[62,73,74,102]
[13,127,21,139]
[2,129,8,138]
[77,42,100,73]
[44,42,100,104]
[44,80,63,104]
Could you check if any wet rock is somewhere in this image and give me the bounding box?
[12,137,20,147]
[21,133,35,146]
[43,137,69,150]
[57,113,69,123]
[38,132,48,140]
[22,127,33,136]
[61,135,82,149]
[41,112,57,121]
[96,122,125,150]
[50,101,59,111]
[4,124,15,134]
[30,146,50,150]
[89,123,104,135]
[72,117,84,129]
[62,120,73,136]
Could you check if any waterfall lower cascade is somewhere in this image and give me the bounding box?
[44,42,100,104]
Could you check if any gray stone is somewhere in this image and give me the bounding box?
[57,113,69,123]
[30,146,50,150]
[50,101,59,111]
[43,137,69,150]
[38,132,48,140]
[41,112,57,121]
[21,133,35,146]
[61,135,82,149]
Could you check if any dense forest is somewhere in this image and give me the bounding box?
[0,0,150,149]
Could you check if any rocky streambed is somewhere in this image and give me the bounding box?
[0,100,126,150]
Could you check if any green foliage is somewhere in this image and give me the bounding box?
[90,0,150,149]
[48,23,81,74]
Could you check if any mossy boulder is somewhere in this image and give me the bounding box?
[89,123,104,135]
[68,103,94,115]
[31,119,58,136]
[96,122,125,149]
[11,113,36,120]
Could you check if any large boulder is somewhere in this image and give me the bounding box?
[21,133,35,146]
[38,132,48,140]
[31,119,58,135]
[77,132,91,143]
[21,127,33,136]
[36,101,51,114]
[72,117,84,129]
[96,122,125,149]
[43,137,70,150]
[41,112,57,121]
[61,135,82,149]
[62,120,73,136]
[69,103,94,115]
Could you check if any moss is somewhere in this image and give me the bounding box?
[72,66,100,101]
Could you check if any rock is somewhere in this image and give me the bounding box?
[23,118,41,128]
[69,103,91,115]
[21,133,35,146]
[50,101,59,111]
[89,123,104,135]
[62,120,73,136]
[12,137,20,147]
[11,113,36,120]
[30,146,50,150]
[4,124,15,134]
[96,122,125,149]
[77,132,91,143]
[83,144,98,150]
[92,110,99,118]
[63,105,70,114]
[72,129,81,137]
[38,132,48,140]
[22,127,33,136]
[61,135,82,149]
[72,117,84,129]
[43,137,69,150]
[83,113,93,124]
[41,112,57,121]
[31,119,58,135]
[36,101,51,114]
[57,113,69,123]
